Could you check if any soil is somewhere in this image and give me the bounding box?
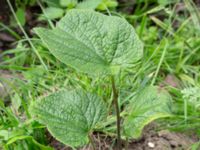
[47,123,199,150]
[0,0,14,24]
[195,0,200,7]
[128,126,198,150]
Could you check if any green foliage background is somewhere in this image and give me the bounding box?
[0,0,200,149]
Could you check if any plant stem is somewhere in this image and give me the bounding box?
[111,76,122,150]
[125,137,128,150]
[89,133,96,150]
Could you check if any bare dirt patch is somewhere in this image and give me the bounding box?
[48,123,198,150]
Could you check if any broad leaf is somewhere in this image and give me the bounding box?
[30,90,107,148]
[34,9,143,75]
[124,86,172,138]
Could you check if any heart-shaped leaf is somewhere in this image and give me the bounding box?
[124,86,172,138]
[34,9,143,75]
[30,90,107,148]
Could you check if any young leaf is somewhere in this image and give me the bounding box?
[39,7,64,20]
[42,0,60,7]
[77,0,102,9]
[16,8,26,26]
[34,9,143,75]
[60,0,77,8]
[97,0,118,11]
[124,86,172,138]
[30,90,107,148]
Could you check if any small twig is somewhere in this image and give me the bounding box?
[89,133,96,150]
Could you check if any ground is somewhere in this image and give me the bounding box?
[47,123,198,150]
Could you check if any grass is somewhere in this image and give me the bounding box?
[0,0,200,149]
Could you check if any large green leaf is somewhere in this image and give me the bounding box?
[30,90,107,148]
[124,86,172,138]
[34,9,143,75]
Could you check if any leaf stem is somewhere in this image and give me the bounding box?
[89,133,96,150]
[111,76,122,150]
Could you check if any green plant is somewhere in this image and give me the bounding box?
[0,99,52,150]
[29,9,172,149]
[40,0,118,20]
